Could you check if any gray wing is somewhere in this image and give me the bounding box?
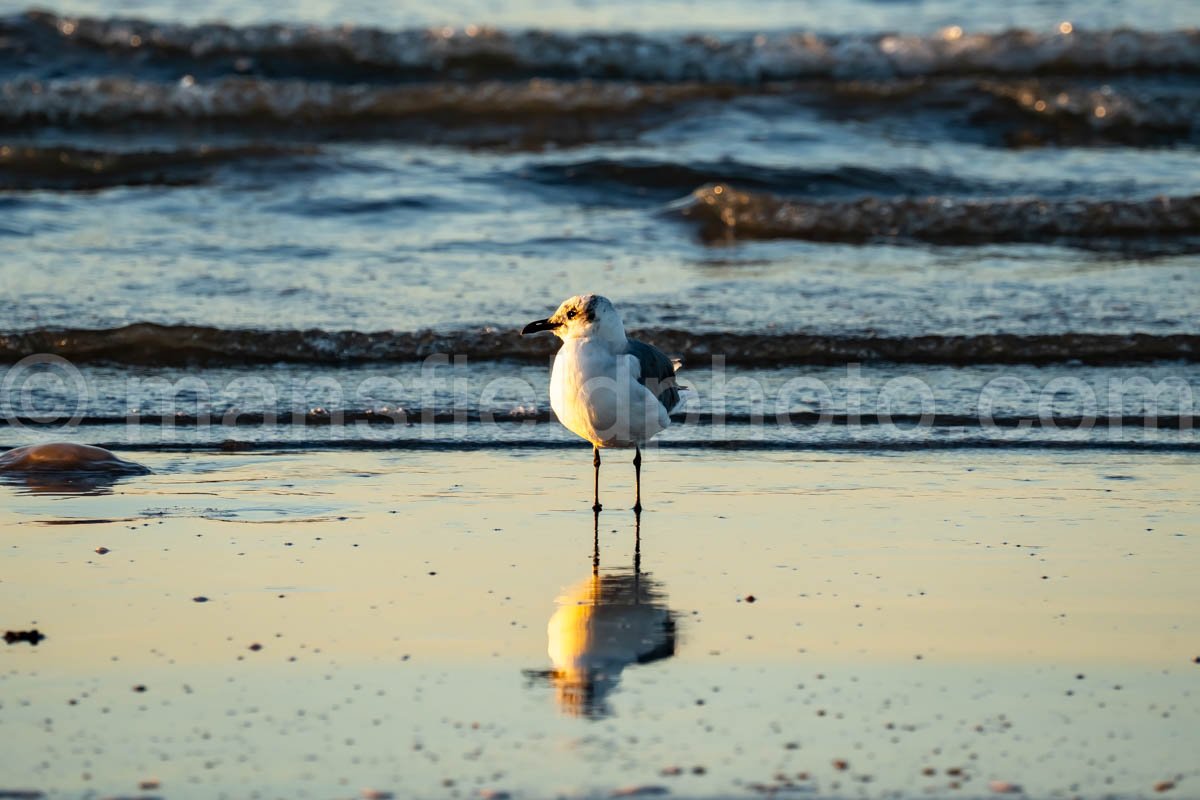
[626,339,682,413]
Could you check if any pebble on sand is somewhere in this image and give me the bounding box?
[989,780,1022,794]
[478,791,511,800]
[95,547,110,555]
[1155,781,1176,793]
[611,786,670,797]
[138,779,161,790]
[361,790,395,800]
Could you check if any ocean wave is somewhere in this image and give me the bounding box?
[974,79,1199,146]
[521,159,988,200]
[1,76,1192,151]
[2,324,1196,366]
[675,185,1200,252]
[2,439,1195,454]
[4,12,1199,83]
[0,143,314,190]
[810,77,1200,147]
[4,410,1191,430]
[0,76,731,145]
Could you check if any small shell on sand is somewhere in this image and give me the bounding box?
[0,443,150,474]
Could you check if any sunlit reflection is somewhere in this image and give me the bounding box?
[527,512,677,719]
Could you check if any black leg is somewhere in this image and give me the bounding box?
[633,506,641,575]
[592,506,600,576]
[592,446,602,513]
[632,446,642,513]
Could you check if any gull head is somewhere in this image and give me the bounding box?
[521,294,626,343]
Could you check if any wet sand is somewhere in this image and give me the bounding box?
[1,448,1198,799]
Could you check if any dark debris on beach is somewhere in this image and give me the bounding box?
[3,629,45,646]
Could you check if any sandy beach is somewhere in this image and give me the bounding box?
[3,447,1197,799]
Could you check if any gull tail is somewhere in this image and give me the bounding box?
[670,386,696,415]
[667,356,694,415]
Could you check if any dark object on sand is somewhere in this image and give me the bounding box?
[0,443,150,474]
[4,629,46,645]
[0,443,150,495]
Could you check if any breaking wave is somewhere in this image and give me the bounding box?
[2,324,1196,366]
[0,143,314,190]
[3,13,1196,148]
[0,77,731,145]
[4,12,1199,84]
[675,185,1200,253]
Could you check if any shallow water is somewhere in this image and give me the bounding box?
[2,2,1199,347]
[2,449,1198,799]
[2,1,1199,795]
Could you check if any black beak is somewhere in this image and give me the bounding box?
[521,318,559,336]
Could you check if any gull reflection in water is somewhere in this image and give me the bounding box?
[527,511,677,719]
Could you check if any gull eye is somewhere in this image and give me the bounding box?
[566,309,577,320]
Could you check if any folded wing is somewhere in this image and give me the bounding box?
[626,339,685,414]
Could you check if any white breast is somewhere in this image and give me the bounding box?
[550,338,671,448]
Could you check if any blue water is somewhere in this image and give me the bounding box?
[0,0,1197,447]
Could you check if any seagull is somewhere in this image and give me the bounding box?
[521,294,688,512]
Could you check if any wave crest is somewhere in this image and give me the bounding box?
[7,12,1200,83]
[2,324,1196,366]
[676,185,1200,252]
[0,77,731,146]
[0,143,313,190]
